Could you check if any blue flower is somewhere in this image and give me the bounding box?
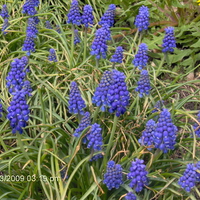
[90,153,103,161]
[26,17,38,38]
[103,160,123,190]
[33,0,40,7]
[110,46,124,63]
[22,0,37,16]
[48,48,57,62]
[67,0,81,26]
[73,112,91,137]
[134,5,149,31]
[152,100,164,113]
[0,4,9,19]
[162,27,176,53]
[32,16,40,24]
[74,29,80,45]
[82,5,94,27]
[68,81,86,115]
[2,18,9,34]
[22,36,36,56]
[138,119,156,150]
[135,70,151,98]
[125,192,137,200]
[45,21,52,29]
[192,111,200,137]
[0,101,3,118]
[87,123,103,151]
[178,162,200,192]
[154,108,177,153]
[132,43,148,70]
[56,25,61,33]
[127,158,148,192]
[99,4,116,27]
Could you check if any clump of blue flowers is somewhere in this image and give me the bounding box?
[48,49,57,62]
[99,4,116,27]
[22,36,36,56]
[26,17,38,38]
[103,160,123,190]
[125,192,137,200]
[162,27,176,53]
[132,43,148,70]
[90,153,103,161]
[74,29,80,45]
[135,5,149,31]
[138,119,157,150]
[135,70,151,97]
[127,158,148,192]
[22,0,38,16]
[154,108,178,153]
[178,162,200,192]
[45,21,52,29]
[2,18,9,34]
[68,81,86,115]
[0,4,9,19]
[73,112,91,137]
[192,111,200,137]
[67,0,81,26]
[82,5,94,28]
[110,46,124,64]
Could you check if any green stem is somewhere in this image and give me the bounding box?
[112,63,116,69]
[70,25,75,69]
[155,54,166,77]
[17,133,30,161]
[137,31,143,47]
[83,27,88,61]
[92,107,100,123]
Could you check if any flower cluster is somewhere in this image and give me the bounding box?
[178,162,200,192]
[99,4,116,27]
[87,123,103,151]
[132,43,148,70]
[73,112,91,137]
[2,18,9,34]
[127,158,148,192]
[135,5,149,31]
[125,192,137,200]
[48,48,57,62]
[67,0,81,26]
[90,153,103,161]
[45,21,52,29]
[135,70,151,97]
[110,46,124,63]
[138,119,157,150]
[0,4,9,18]
[162,27,176,53]
[22,0,38,16]
[152,100,164,113]
[82,5,94,27]
[26,17,38,38]
[22,37,36,56]
[154,108,177,153]
[74,29,80,45]
[192,111,200,137]
[0,102,3,118]
[103,161,123,190]
[68,81,86,115]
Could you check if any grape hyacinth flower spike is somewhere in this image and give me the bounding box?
[127,158,148,192]
[110,46,124,64]
[67,0,81,26]
[22,0,37,16]
[82,5,94,28]
[68,81,86,115]
[132,43,148,70]
[192,111,200,137]
[135,5,149,32]
[125,192,137,200]
[48,49,57,62]
[2,18,9,34]
[45,21,52,29]
[26,17,38,38]
[154,108,178,153]
[0,101,3,118]
[135,70,151,97]
[103,160,123,190]
[162,27,176,53]
[74,29,80,45]
[0,4,9,19]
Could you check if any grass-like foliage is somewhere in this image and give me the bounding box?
[0,0,200,199]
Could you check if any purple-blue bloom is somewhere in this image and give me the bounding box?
[45,21,52,29]
[26,17,38,38]
[0,4,9,19]
[110,46,124,63]
[90,153,103,161]
[162,27,176,53]
[103,160,123,190]
[135,70,151,97]
[56,25,61,33]
[48,48,57,62]
[22,0,37,16]
[67,0,81,26]
[132,43,148,70]
[192,111,200,137]
[125,192,137,200]
[0,102,3,118]
[2,18,9,34]
[74,29,80,45]
[82,5,94,27]
[22,36,36,56]
[127,158,148,192]
[152,100,164,113]
[154,108,177,153]
[68,81,86,115]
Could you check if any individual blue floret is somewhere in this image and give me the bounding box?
[0,4,9,19]
[162,27,176,53]
[74,29,80,45]
[45,21,52,29]
[33,0,40,7]
[110,46,124,63]
[127,158,148,192]
[154,108,178,153]
[68,81,86,115]
[2,18,9,34]
[82,5,94,28]
[0,101,3,118]
[67,0,81,26]
[125,192,137,200]
[192,111,200,137]
[178,162,200,192]
[26,17,38,38]
[107,69,130,117]
[152,100,164,113]
[22,0,37,16]
[138,119,157,150]
[132,43,148,70]
[73,112,91,137]
[99,4,116,27]
[87,123,103,151]
[32,16,40,24]
[103,160,123,190]
[48,48,57,62]
[135,70,151,97]
[134,5,149,32]
[22,36,36,56]
[90,153,103,161]
[7,90,30,134]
